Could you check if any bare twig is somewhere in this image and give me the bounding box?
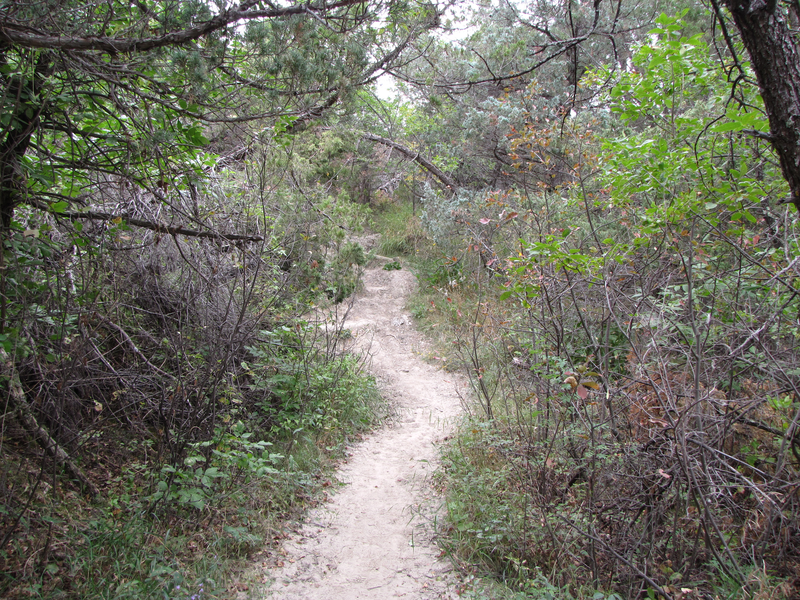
[1,350,99,499]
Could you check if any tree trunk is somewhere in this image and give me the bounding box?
[722,0,800,211]
[0,107,35,230]
[0,50,51,229]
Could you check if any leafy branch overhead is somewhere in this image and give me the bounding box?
[0,0,438,233]
[0,0,367,53]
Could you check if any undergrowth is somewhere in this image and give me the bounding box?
[387,22,800,598]
[1,339,384,599]
[370,193,426,258]
[387,139,800,599]
[0,137,385,599]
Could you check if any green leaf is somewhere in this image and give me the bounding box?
[710,121,743,132]
[186,126,209,146]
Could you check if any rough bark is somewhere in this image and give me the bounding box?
[722,0,800,210]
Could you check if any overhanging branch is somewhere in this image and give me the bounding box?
[362,132,457,190]
[281,31,422,133]
[52,207,264,243]
[0,0,365,54]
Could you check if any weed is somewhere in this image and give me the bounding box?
[383,260,402,271]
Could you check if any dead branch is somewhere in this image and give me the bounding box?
[361,132,457,191]
[54,207,264,243]
[1,350,99,499]
[93,316,175,380]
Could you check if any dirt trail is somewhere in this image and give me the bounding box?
[261,253,467,599]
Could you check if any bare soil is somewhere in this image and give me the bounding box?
[260,252,467,599]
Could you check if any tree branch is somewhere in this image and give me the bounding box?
[281,31,421,132]
[361,132,457,190]
[47,206,264,243]
[94,316,174,380]
[0,0,365,54]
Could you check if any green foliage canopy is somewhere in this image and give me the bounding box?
[0,0,436,229]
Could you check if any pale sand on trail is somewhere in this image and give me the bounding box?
[259,251,468,600]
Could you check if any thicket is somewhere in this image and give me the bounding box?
[0,0,442,595]
[405,14,800,600]
[0,129,385,598]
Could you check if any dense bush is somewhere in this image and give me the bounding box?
[419,16,800,599]
[0,135,382,598]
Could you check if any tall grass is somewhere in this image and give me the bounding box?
[370,196,426,257]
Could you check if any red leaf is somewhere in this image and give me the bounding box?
[479,218,491,224]
[577,384,588,400]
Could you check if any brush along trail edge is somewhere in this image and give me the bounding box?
[259,249,466,600]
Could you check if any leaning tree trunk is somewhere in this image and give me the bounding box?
[1,350,99,499]
[361,132,457,191]
[722,0,800,211]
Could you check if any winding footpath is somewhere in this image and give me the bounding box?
[260,256,467,599]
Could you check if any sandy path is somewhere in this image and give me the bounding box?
[261,257,466,599]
